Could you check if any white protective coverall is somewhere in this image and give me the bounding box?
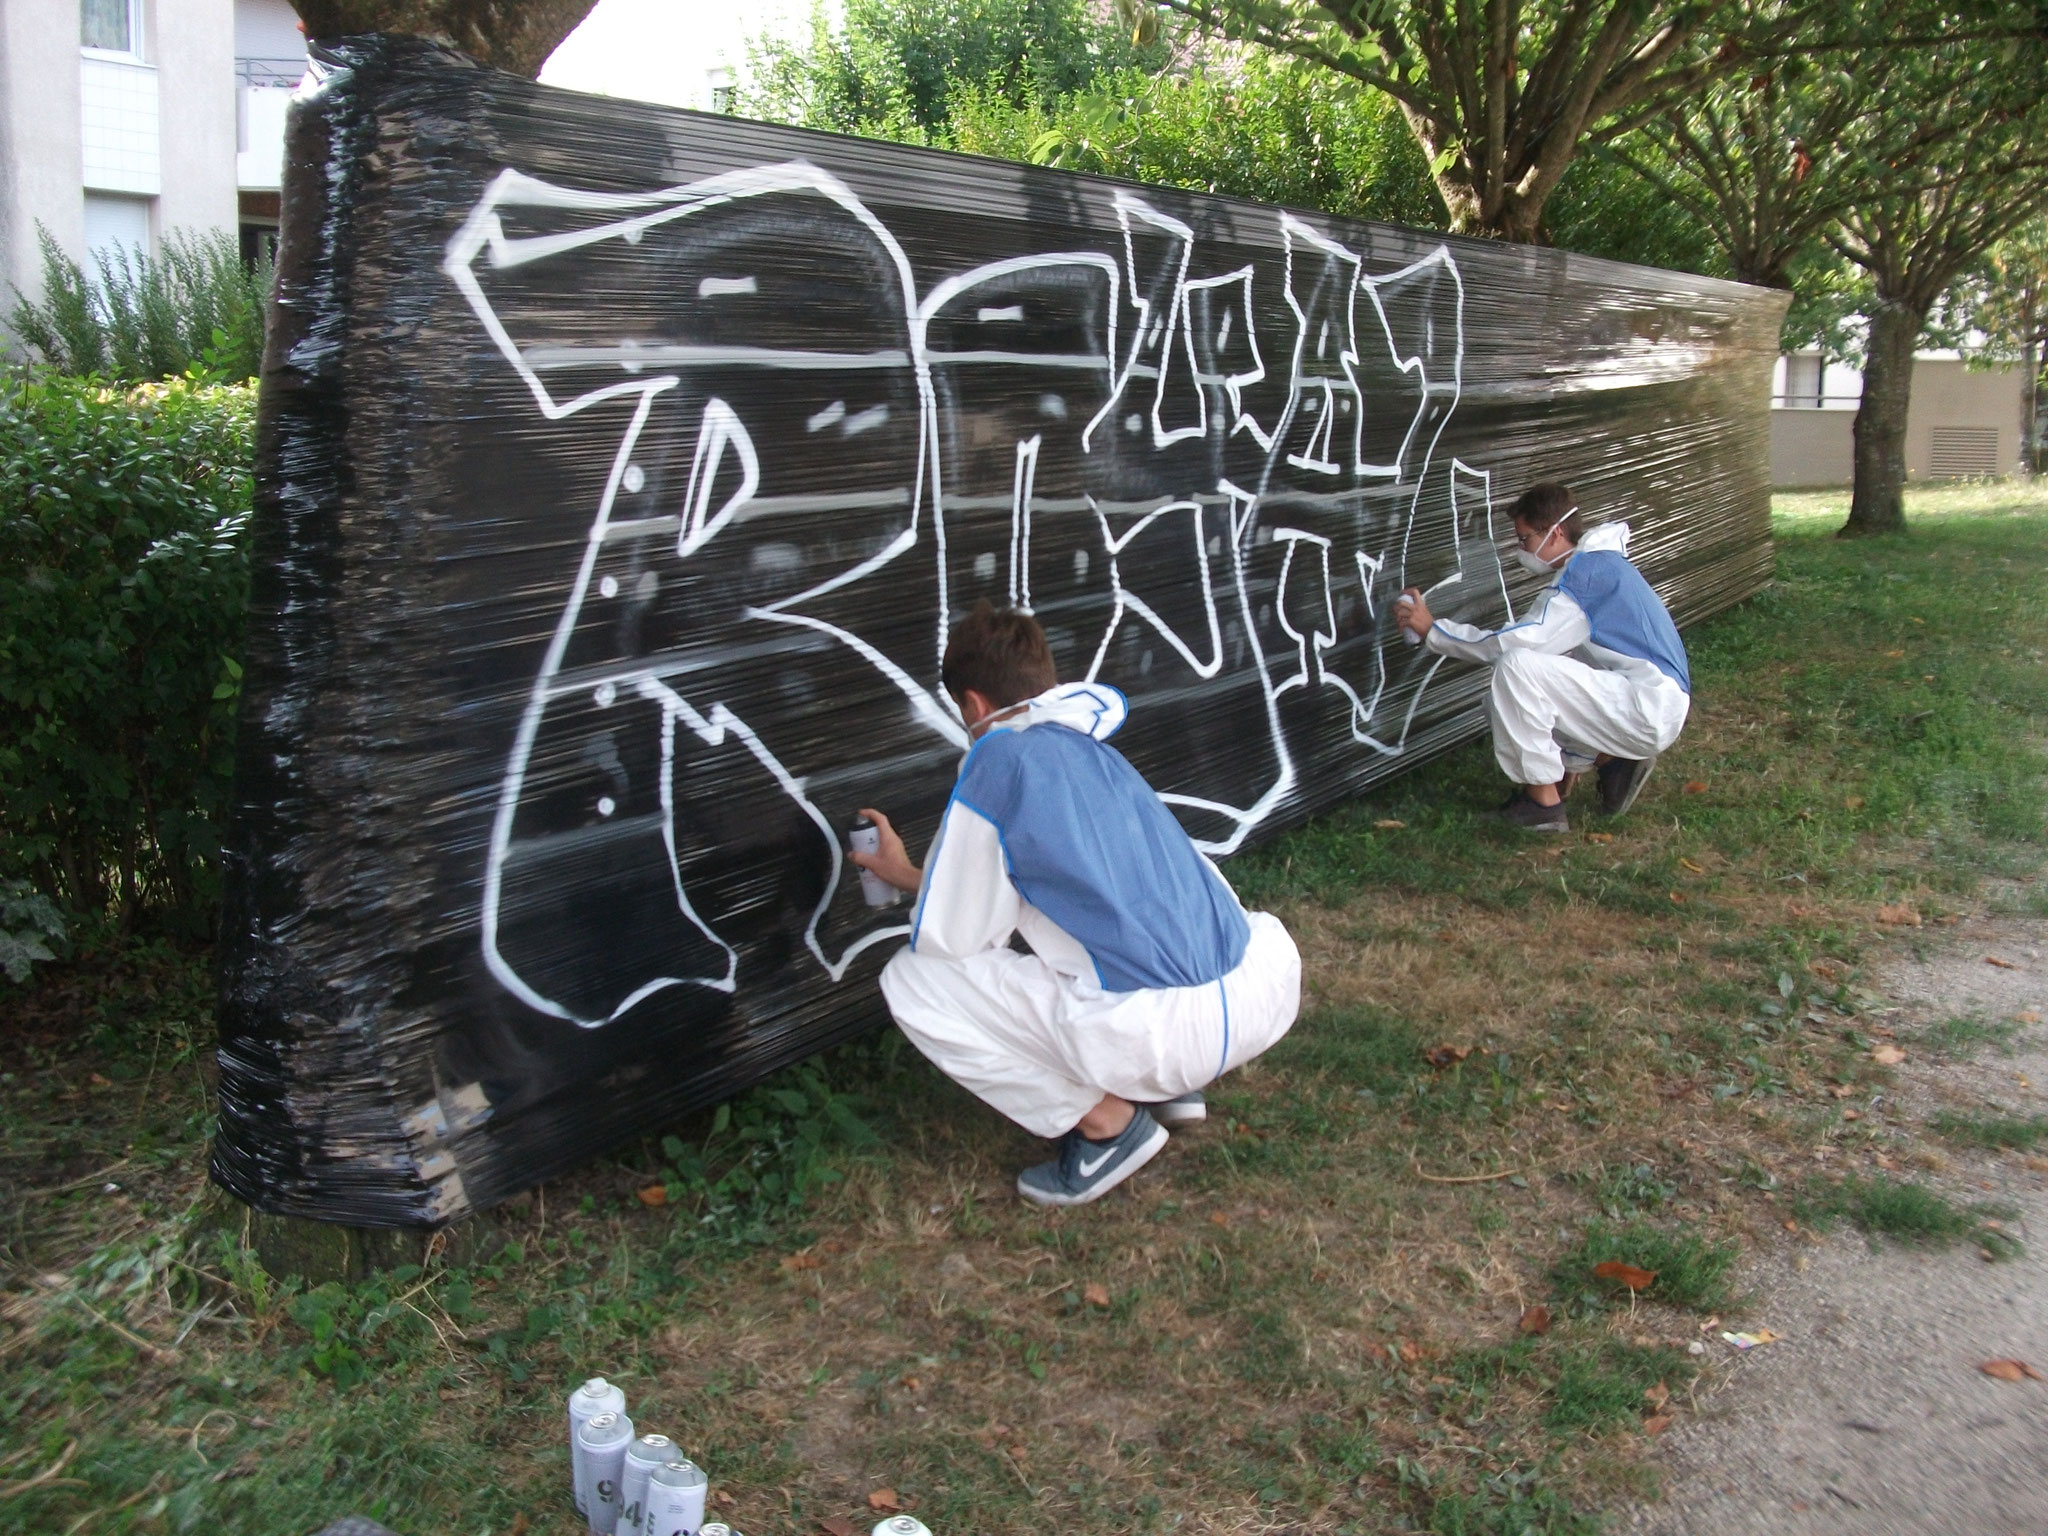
[1424,521,1692,786]
[879,682,1301,1138]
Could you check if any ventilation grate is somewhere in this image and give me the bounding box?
[1928,426,2001,477]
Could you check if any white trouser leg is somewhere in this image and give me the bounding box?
[1488,651,1689,786]
[879,912,1302,1139]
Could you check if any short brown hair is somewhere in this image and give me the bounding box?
[941,601,1057,709]
[1512,482,1583,541]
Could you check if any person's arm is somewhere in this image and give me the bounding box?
[1399,584,1591,665]
[883,798,1022,961]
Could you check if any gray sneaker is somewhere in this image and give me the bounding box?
[1016,1109,1169,1207]
[1494,791,1569,833]
[1597,754,1658,817]
[1146,1092,1206,1129]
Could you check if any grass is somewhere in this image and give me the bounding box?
[1928,1110,2048,1151]
[1795,1174,2024,1259]
[3,481,2046,1535]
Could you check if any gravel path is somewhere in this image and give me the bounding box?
[1627,917,2048,1536]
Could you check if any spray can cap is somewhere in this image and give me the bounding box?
[654,1459,707,1487]
[580,1411,631,1444]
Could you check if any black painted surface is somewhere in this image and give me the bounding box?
[212,37,1786,1226]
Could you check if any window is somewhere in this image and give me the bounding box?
[82,0,141,56]
[84,192,152,269]
[708,67,735,113]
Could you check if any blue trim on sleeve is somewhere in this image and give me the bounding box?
[1217,978,1231,1080]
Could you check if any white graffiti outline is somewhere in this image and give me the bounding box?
[448,166,1504,1011]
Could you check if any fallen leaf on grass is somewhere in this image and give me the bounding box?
[1209,1211,1231,1228]
[2016,1011,2043,1025]
[1828,1084,1856,1098]
[1875,904,1921,927]
[1844,795,1866,811]
[1978,1359,2043,1382]
[1584,831,1614,844]
[1668,892,1687,905]
[1424,1043,1474,1067]
[1871,1044,1907,1065]
[1842,1108,1862,1121]
[780,1252,824,1272]
[636,1185,669,1207]
[1643,1414,1674,1436]
[820,1520,859,1536]
[1644,1382,1671,1410]
[715,1491,736,1508]
[1373,819,1406,830]
[1985,956,2020,970]
[1083,1282,1111,1308]
[509,1516,529,1536]
[1682,781,1708,795]
[1593,1261,1658,1292]
[1679,857,1706,874]
[900,1375,921,1391]
[1399,1338,1424,1363]
[1519,1305,1551,1335]
[867,1489,903,1513]
[1883,649,1905,659]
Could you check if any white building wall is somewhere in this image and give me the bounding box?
[154,0,238,251]
[0,0,88,297]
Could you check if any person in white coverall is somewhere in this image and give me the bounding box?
[851,602,1302,1206]
[1397,481,1691,834]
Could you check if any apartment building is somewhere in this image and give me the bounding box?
[1770,349,2029,488]
[0,0,306,314]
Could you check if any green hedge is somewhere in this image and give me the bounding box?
[0,371,254,932]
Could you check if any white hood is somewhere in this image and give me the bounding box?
[1576,520,1632,556]
[995,681,1128,742]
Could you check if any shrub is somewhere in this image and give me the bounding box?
[0,371,255,931]
[8,225,271,384]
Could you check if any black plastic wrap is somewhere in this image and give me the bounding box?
[212,36,1787,1226]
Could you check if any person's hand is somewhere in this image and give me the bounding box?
[1396,587,1434,636]
[851,807,922,893]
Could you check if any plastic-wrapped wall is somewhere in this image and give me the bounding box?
[211,36,1787,1227]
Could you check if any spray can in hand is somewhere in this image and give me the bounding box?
[848,817,899,908]
[1395,591,1423,646]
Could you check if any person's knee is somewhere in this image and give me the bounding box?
[879,947,944,1019]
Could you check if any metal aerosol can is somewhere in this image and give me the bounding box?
[568,1378,628,1519]
[1395,592,1422,645]
[618,1432,675,1536]
[576,1409,635,1535]
[646,1458,709,1536]
[848,817,898,908]
[872,1518,933,1536]
[699,1524,734,1536]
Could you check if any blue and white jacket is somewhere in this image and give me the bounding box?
[1425,522,1690,693]
[909,682,1250,995]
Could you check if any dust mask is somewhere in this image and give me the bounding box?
[1513,524,1568,575]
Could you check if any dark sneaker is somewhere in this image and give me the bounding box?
[1145,1092,1206,1129]
[1597,754,1658,817]
[1494,791,1569,833]
[1016,1109,1169,1206]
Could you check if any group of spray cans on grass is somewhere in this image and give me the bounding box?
[568,1376,934,1536]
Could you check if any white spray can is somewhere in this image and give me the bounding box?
[872,1518,934,1536]
[569,1377,627,1519]
[577,1410,635,1534]
[619,1433,676,1536]
[848,817,899,908]
[1394,592,1422,646]
[647,1458,710,1536]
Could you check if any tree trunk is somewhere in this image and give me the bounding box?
[291,0,599,78]
[1841,300,1923,537]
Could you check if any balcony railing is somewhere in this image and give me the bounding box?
[237,56,306,88]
